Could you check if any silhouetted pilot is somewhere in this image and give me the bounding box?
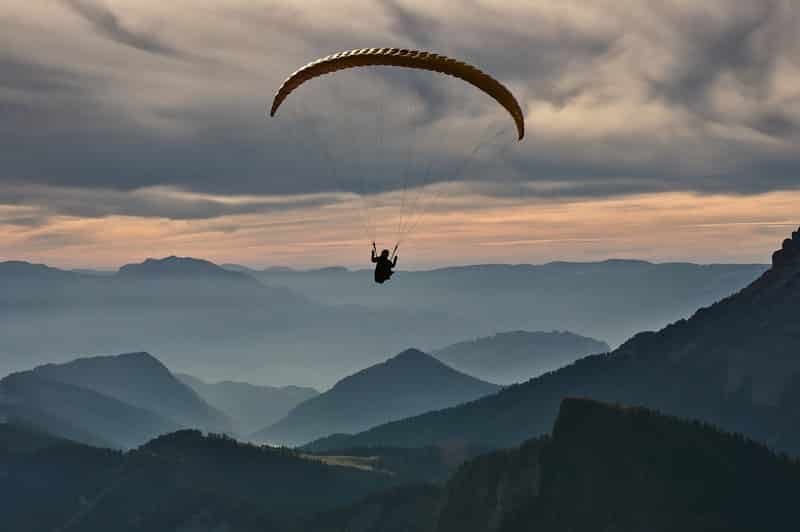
[372,243,398,284]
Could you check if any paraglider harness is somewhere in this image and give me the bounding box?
[372,242,398,284]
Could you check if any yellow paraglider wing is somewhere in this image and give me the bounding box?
[270,48,525,140]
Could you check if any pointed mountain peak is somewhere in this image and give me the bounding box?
[111,351,166,368]
[388,348,436,364]
[327,348,496,396]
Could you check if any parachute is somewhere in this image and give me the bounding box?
[271,48,525,141]
[268,48,525,253]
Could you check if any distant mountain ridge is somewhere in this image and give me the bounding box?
[2,256,767,387]
[311,226,800,456]
[0,257,478,387]
[177,373,318,435]
[0,260,81,280]
[252,349,500,446]
[0,256,301,308]
[1,257,257,283]
[246,259,767,347]
[434,330,609,384]
[118,256,258,283]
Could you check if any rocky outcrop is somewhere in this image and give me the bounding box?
[436,399,800,532]
[772,226,800,268]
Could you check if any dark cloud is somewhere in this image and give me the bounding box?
[377,0,618,111]
[61,0,184,58]
[644,0,800,148]
[749,112,800,139]
[24,231,91,247]
[1,1,799,223]
[0,184,341,221]
[475,180,671,201]
[0,214,50,228]
[0,56,88,95]
[648,4,778,106]
[380,0,439,48]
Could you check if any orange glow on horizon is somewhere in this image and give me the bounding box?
[2,190,797,270]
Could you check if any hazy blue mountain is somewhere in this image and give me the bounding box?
[219,263,264,274]
[177,373,318,434]
[309,228,800,456]
[243,260,767,346]
[0,260,95,313]
[2,256,766,389]
[31,352,232,433]
[70,268,115,276]
[252,349,500,446]
[118,256,259,281]
[434,330,609,384]
[0,429,399,532]
[0,260,81,281]
[0,256,305,314]
[0,371,178,448]
[0,258,477,388]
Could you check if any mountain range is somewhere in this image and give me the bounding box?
[252,349,500,446]
[0,256,475,387]
[307,227,800,456]
[1,256,767,387]
[5,397,798,532]
[237,259,767,346]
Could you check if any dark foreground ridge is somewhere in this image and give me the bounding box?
[440,398,800,532]
[309,398,800,532]
[5,397,799,531]
[0,428,396,532]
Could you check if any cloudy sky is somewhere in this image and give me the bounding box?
[2,0,799,269]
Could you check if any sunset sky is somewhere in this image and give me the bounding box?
[2,1,799,269]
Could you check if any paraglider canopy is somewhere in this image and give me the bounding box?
[270,48,525,140]
[268,48,525,259]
